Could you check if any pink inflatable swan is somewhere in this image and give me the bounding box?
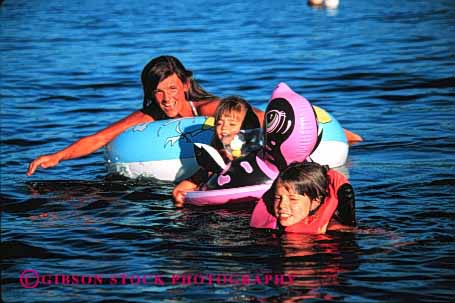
[184,83,319,206]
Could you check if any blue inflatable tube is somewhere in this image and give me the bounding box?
[105,107,348,181]
[105,117,214,181]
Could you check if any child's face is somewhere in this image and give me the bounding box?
[273,182,313,227]
[216,110,245,145]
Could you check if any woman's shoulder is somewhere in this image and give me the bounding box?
[194,98,221,116]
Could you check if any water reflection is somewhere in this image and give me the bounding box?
[273,232,360,302]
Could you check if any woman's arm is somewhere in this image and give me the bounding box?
[27,110,154,176]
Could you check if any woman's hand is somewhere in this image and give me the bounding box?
[27,153,61,176]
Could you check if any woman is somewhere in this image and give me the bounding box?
[27,55,265,176]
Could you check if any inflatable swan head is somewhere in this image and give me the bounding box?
[192,82,319,193]
[262,82,319,170]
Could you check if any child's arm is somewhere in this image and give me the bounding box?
[172,179,199,208]
[172,168,211,207]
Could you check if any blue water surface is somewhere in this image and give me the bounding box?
[1,0,454,302]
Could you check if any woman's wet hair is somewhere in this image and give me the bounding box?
[141,55,216,119]
[263,161,330,215]
[211,96,260,149]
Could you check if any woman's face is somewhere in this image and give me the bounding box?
[216,110,245,145]
[154,73,189,118]
[273,182,313,227]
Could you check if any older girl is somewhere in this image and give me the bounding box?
[250,161,356,233]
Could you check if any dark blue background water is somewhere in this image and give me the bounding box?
[1,0,454,302]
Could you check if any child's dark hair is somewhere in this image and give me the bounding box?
[211,96,260,149]
[278,162,329,201]
[263,161,330,215]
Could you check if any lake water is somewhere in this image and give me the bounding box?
[1,0,454,302]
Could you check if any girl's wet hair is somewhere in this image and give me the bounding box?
[278,162,329,201]
[211,96,260,149]
[263,161,330,215]
[141,55,216,119]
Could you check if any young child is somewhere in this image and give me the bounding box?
[250,161,356,233]
[172,96,260,207]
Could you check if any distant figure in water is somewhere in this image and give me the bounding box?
[26,55,265,176]
[308,0,339,9]
[325,0,340,9]
[308,0,324,6]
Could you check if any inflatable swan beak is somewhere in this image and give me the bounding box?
[193,143,227,174]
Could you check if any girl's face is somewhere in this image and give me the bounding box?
[216,110,245,145]
[273,182,315,227]
[153,73,189,118]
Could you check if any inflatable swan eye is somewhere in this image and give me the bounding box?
[263,83,318,170]
[263,99,295,170]
[266,109,291,134]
